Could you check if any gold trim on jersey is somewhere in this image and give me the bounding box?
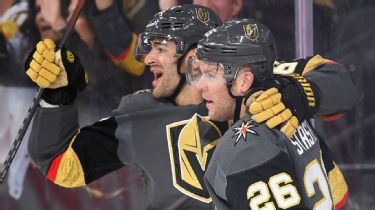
[166,114,222,203]
[328,162,348,206]
[54,130,85,188]
[302,55,333,75]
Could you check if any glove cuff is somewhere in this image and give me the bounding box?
[284,73,320,119]
[60,48,87,91]
[42,86,77,105]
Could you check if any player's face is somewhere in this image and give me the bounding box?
[195,61,235,121]
[144,38,181,98]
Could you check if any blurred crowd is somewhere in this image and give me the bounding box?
[1,0,156,209]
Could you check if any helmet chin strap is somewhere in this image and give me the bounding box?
[226,82,243,123]
[167,45,197,104]
[167,57,186,104]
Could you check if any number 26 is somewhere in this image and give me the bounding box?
[247,159,332,210]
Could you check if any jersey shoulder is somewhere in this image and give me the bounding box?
[214,116,283,176]
[273,54,335,75]
[112,89,172,115]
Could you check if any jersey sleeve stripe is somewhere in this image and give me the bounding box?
[335,191,348,210]
[47,152,64,182]
[328,163,348,208]
[302,54,336,75]
[46,130,86,188]
[319,113,344,121]
[324,60,336,65]
[108,33,145,76]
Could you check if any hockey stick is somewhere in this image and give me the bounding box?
[0,0,86,184]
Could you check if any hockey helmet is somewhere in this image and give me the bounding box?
[135,4,221,61]
[190,18,277,84]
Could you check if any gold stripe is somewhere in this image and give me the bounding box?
[114,34,145,76]
[302,55,333,75]
[54,130,85,188]
[328,162,348,206]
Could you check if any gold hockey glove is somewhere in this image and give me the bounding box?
[246,74,320,138]
[26,39,87,105]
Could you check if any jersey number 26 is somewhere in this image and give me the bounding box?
[247,159,333,210]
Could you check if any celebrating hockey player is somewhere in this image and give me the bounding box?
[191,18,355,209]
[27,5,225,209]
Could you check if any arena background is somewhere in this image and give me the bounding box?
[1,0,374,209]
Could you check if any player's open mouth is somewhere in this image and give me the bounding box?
[205,99,213,109]
[152,71,163,87]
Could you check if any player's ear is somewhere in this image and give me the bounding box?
[181,48,198,74]
[240,70,254,94]
[233,69,254,96]
[185,48,197,59]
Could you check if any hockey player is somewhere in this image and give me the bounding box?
[191,19,354,209]
[26,5,225,210]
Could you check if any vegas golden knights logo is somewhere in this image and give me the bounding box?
[196,8,209,23]
[243,24,259,40]
[166,114,222,203]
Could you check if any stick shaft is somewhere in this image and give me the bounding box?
[0,0,86,184]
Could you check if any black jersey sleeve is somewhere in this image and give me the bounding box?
[304,61,358,117]
[28,105,128,188]
[274,55,359,118]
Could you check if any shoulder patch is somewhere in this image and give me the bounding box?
[232,120,258,146]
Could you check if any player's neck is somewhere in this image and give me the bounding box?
[175,84,203,106]
[229,99,248,126]
[240,99,248,119]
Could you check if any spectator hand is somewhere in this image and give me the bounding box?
[94,0,113,11]
[0,21,19,40]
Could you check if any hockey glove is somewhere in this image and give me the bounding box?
[26,39,87,105]
[246,73,320,138]
[0,21,19,40]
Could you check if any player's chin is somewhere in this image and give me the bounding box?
[152,89,163,98]
[152,87,170,99]
[208,109,219,121]
[210,108,229,122]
